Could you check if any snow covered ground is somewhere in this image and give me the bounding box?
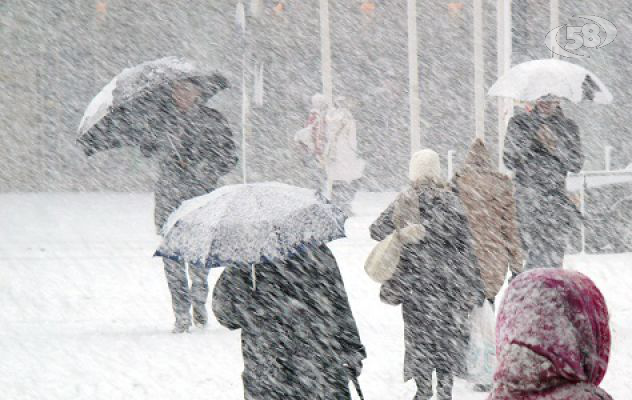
[1,192,629,399]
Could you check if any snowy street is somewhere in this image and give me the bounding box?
[1,192,629,399]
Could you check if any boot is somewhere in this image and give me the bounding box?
[172,316,192,334]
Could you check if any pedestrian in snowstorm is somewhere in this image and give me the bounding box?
[370,149,484,400]
[454,138,524,392]
[504,95,584,269]
[324,96,366,215]
[455,138,524,302]
[490,269,612,400]
[144,79,238,333]
[212,243,366,400]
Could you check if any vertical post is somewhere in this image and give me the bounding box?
[580,173,587,253]
[236,1,249,184]
[604,145,613,171]
[497,0,512,170]
[319,0,333,105]
[474,0,485,140]
[320,0,333,198]
[408,0,421,155]
[550,0,560,59]
[241,71,249,184]
[447,150,456,181]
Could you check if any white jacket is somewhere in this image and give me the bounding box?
[324,107,366,183]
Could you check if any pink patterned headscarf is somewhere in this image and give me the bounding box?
[489,269,612,400]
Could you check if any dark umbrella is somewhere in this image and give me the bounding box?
[77,56,229,156]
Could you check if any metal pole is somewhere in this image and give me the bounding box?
[550,0,560,59]
[319,0,333,105]
[408,0,421,155]
[605,145,613,171]
[242,71,249,184]
[447,150,456,181]
[319,0,333,199]
[580,173,586,253]
[237,1,249,183]
[497,0,512,170]
[474,0,485,140]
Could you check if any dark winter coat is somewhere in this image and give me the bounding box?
[151,105,238,230]
[513,185,582,269]
[370,182,484,381]
[504,108,583,192]
[212,244,366,400]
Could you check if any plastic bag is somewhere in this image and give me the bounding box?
[466,301,497,384]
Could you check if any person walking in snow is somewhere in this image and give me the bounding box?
[490,268,612,400]
[324,96,366,214]
[295,95,365,214]
[144,79,238,333]
[454,138,524,392]
[504,95,583,269]
[212,244,366,400]
[371,149,484,400]
[455,138,524,302]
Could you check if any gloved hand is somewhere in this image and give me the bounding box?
[398,224,426,245]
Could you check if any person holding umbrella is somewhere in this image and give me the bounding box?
[77,57,238,333]
[489,59,612,270]
[213,244,365,399]
[155,183,366,399]
[151,79,238,333]
[503,95,583,269]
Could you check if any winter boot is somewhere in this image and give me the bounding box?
[172,317,192,334]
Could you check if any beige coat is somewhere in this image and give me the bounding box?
[454,139,523,300]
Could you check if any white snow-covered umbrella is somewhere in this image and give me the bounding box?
[77,56,228,156]
[155,182,346,268]
[489,59,613,104]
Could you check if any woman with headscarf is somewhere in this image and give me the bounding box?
[370,149,484,400]
[490,269,612,400]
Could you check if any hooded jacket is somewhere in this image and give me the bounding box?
[490,269,612,400]
[454,139,524,300]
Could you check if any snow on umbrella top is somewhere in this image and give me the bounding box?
[77,56,229,155]
[489,59,613,104]
[155,182,347,268]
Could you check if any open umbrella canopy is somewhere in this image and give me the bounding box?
[77,56,229,156]
[489,59,613,104]
[155,182,347,268]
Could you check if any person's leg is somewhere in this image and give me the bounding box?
[414,371,433,400]
[163,258,192,332]
[435,369,454,400]
[189,263,211,326]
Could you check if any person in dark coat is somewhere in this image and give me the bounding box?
[212,244,366,400]
[370,149,484,400]
[144,79,238,333]
[504,96,583,269]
